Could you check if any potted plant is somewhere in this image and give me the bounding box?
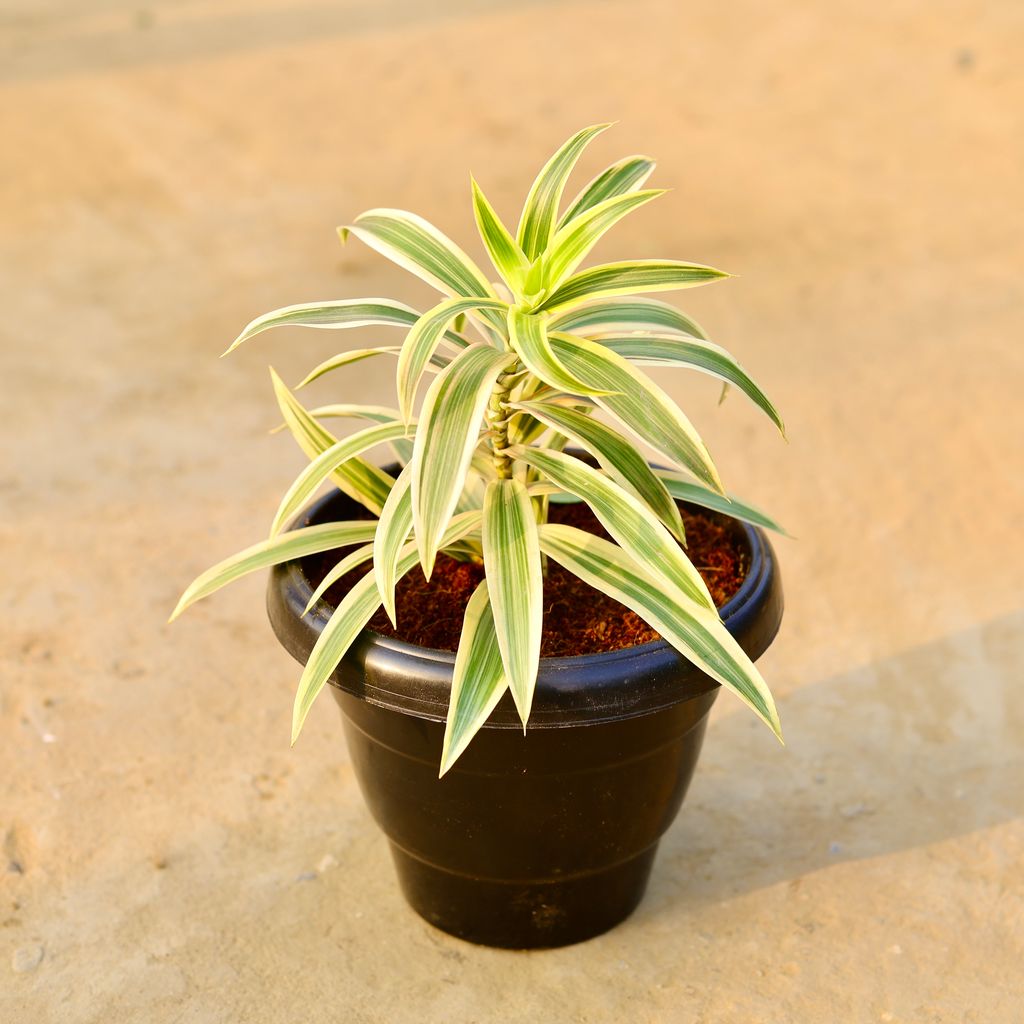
[172,124,787,948]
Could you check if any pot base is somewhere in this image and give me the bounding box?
[390,841,659,949]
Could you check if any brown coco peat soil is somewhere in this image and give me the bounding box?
[304,502,747,657]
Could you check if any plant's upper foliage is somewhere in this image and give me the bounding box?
[174,126,787,774]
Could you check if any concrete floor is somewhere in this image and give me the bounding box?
[2,1,1022,1020]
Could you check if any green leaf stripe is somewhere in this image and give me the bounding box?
[482,478,543,726]
[544,189,665,288]
[546,334,724,493]
[270,369,395,515]
[398,296,508,423]
[539,523,782,740]
[439,580,509,777]
[411,345,517,577]
[657,472,789,535]
[549,296,707,339]
[541,260,729,312]
[342,209,495,305]
[558,155,656,228]
[170,521,379,621]
[225,298,466,356]
[511,400,685,540]
[514,447,713,610]
[292,512,483,743]
[516,123,611,259]
[600,335,785,434]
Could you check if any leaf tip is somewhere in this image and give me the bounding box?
[337,225,351,245]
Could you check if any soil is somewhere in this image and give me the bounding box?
[303,501,747,656]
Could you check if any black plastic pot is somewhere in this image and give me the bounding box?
[268,485,782,948]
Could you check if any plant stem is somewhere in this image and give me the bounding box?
[486,362,522,480]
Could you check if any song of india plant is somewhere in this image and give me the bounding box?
[172,124,786,775]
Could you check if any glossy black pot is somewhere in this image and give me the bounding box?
[267,486,782,948]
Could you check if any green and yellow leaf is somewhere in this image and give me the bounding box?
[482,478,543,726]
[170,521,379,621]
[439,580,509,777]
[557,155,656,227]
[539,524,782,740]
[411,345,517,576]
[546,334,724,493]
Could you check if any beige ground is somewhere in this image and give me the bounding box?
[2,1,1023,1020]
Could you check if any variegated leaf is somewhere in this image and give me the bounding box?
[514,447,713,610]
[398,296,508,424]
[471,178,530,292]
[291,512,482,743]
[297,347,451,390]
[270,369,395,515]
[303,542,376,617]
[507,307,606,397]
[549,296,707,339]
[270,419,412,537]
[544,189,665,288]
[539,524,782,739]
[411,345,517,576]
[373,464,414,625]
[511,400,685,540]
[341,210,500,330]
[297,403,413,465]
[170,521,379,621]
[225,298,466,355]
[541,260,729,312]
[600,335,785,434]
[439,580,509,776]
[558,155,657,228]
[516,123,611,259]
[546,334,724,493]
[482,478,543,726]
[657,471,789,535]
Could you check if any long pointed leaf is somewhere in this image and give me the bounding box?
[511,400,685,541]
[541,260,729,312]
[303,542,376,616]
[516,124,611,259]
[292,512,482,742]
[482,478,543,726]
[539,524,782,740]
[225,298,466,355]
[544,189,665,288]
[373,464,414,625]
[514,447,713,610]
[341,209,497,313]
[549,296,707,339]
[471,178,529,292]
[411,345,517,576]
[297,347,451,390]
[600,335,785,434]
[297,403,413,465]
[170,521,379,621]
[657,471,789,535]
[507,307,607,397]
[270,419,411,537]
[558,155,657,228]
[398,296,508,423]
[439,580,509,776]
[270,369,394,515]
[547,334,724,493]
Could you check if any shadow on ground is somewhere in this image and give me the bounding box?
[643,610,1024,915]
